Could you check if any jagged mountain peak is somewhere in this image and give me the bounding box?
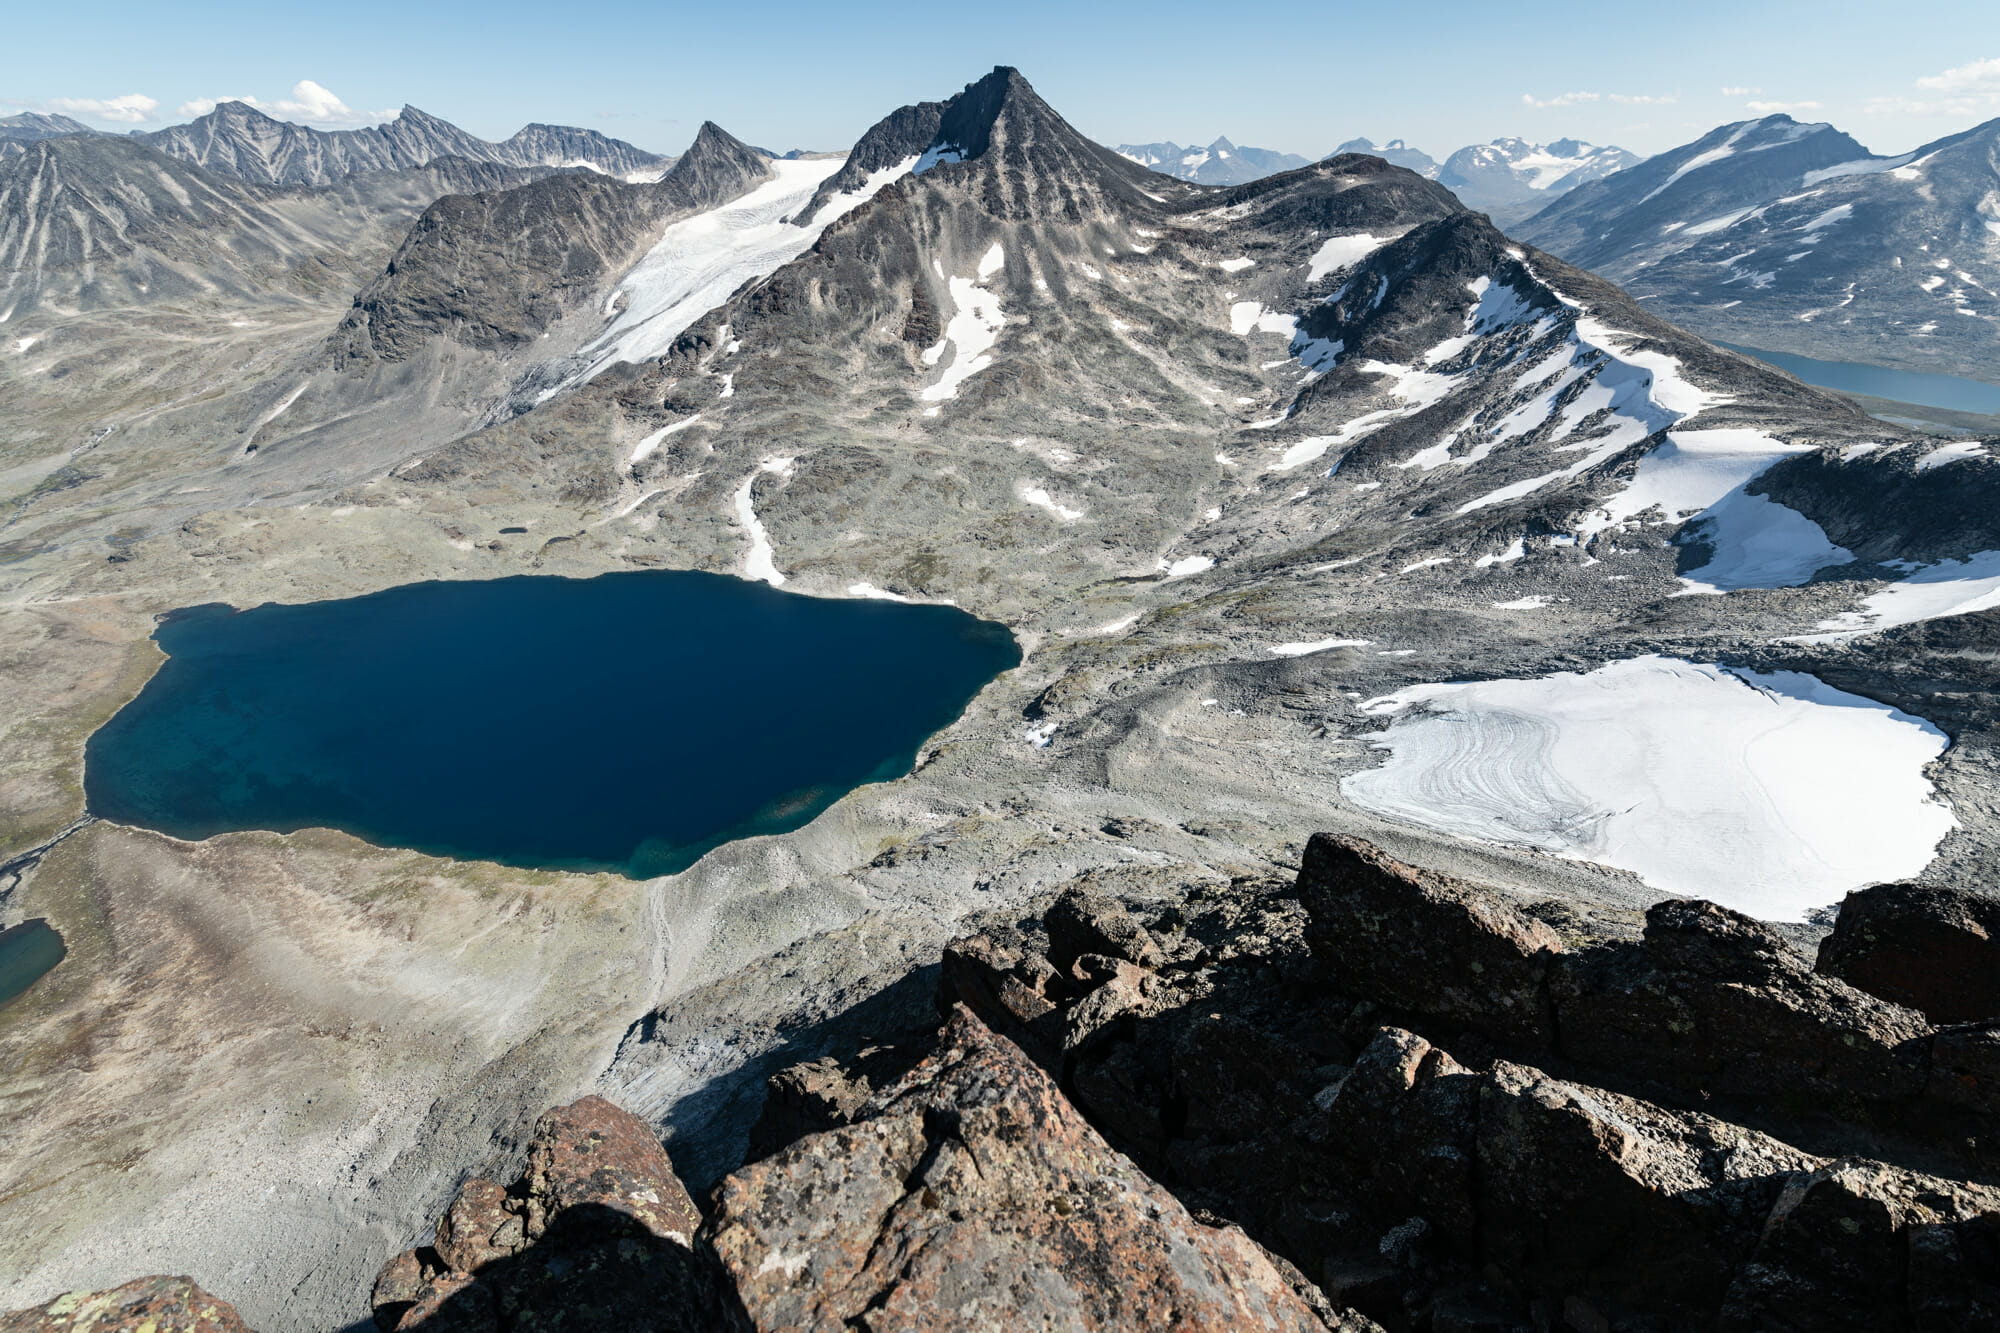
[805,66,1171,222]
[0,111,94,141]
[139,101,667,188]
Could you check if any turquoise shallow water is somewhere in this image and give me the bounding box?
[85,571,1020,879]
[1718,342,2000,416]
[0,919,65,1009]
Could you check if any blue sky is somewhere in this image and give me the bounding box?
[6,0,1999,161]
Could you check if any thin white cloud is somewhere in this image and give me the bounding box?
[46,93,159,124]
[1746,100,1823,115]
[1917,56,2000,94]
[1522,91,1600,109]
[1521,90,1677,109]
[1867,56,2000,116]
[174,81,394,126]
[1720,86,1761,97]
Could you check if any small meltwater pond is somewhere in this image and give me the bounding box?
[86,572,1020,879]
[1342,656,1955,921]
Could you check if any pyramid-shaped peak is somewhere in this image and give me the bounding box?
[930,65,1041,161]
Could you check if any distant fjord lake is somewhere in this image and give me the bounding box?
[86,572,1020,879]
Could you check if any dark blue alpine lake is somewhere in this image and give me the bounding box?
[85,572,1019,879]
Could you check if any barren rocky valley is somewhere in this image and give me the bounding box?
[5,64,2000,1333]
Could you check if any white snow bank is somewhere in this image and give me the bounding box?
[847,582,911,602]
[561,157,904,396]
[1022,485,1085,521]
[1492,595,1548,609]
[1916,441,1988,471]
[922,244,1011,404]
[1476,539,1527,567]
[1218,257,1256,272]
[1573,426,1849,592]
[630,413,702,465]
[1802,550,2000,641]
[1343,655,1953,919]
[1270,638,1371,656]
[1268,360,1459,473]
[1230,302,1297,337]
[1307,233,1395,284]
[734,457,795,587]
[1163,555,1214,578]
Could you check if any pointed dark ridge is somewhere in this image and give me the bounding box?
[803,66,1164,223]
[654,121,770,211]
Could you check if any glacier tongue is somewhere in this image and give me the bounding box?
[552,155,914,398]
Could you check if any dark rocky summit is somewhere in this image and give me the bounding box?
[22,833,1997,1331]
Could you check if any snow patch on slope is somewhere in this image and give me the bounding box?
[562,156,907,396]
[1344,655,1952,919]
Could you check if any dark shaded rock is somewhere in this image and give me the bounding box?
[1322,1028,1480,1248]
[1720,1159,2000,1332]
[708,1004,1341,1331]
[1817,882,2000,1024]
[1928,1024,2000,1116]
[395,1274,494,1332]
[1045,885,1165,974]
[0,1278,253,1332]
[1553,898,1933,1107]
[1297,833,1563,1043]
[371,1249,428,1331]
[937,929,1064,1062]
[743,1043,927,1163]
[1473,1058,1814,1326]
[898,283,940,345]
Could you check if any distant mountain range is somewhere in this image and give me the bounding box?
[1516,113,2000,381]
[138,102,672,187]
[1114,137,1312,186]
[1121,133,1641,223]
[0,103,672,186]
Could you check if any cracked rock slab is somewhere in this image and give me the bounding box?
[708,1004,1338,1331]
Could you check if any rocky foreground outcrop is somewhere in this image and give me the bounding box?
[11,834,2000,1331]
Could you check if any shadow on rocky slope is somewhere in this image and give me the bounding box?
[11,835,2000,1331]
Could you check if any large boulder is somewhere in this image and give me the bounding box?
[0,1277,252,1332]
[372,1095,727,1333]
[707,1004,1345,1331]
[1472,1057,1816,1327]
[1816,883,2000,1024]
[519,1095,702,1245]
[1552,899,1933,1107]
[1297,834,1564,1044]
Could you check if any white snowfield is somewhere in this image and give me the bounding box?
[734,457,795,587]
[1342,656,1954,920]
[921,242,1012,408]
[558,156,915,397]
[1581,428,1851,594]
[1799,550,2000,642]
[1306,232,1397,283]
